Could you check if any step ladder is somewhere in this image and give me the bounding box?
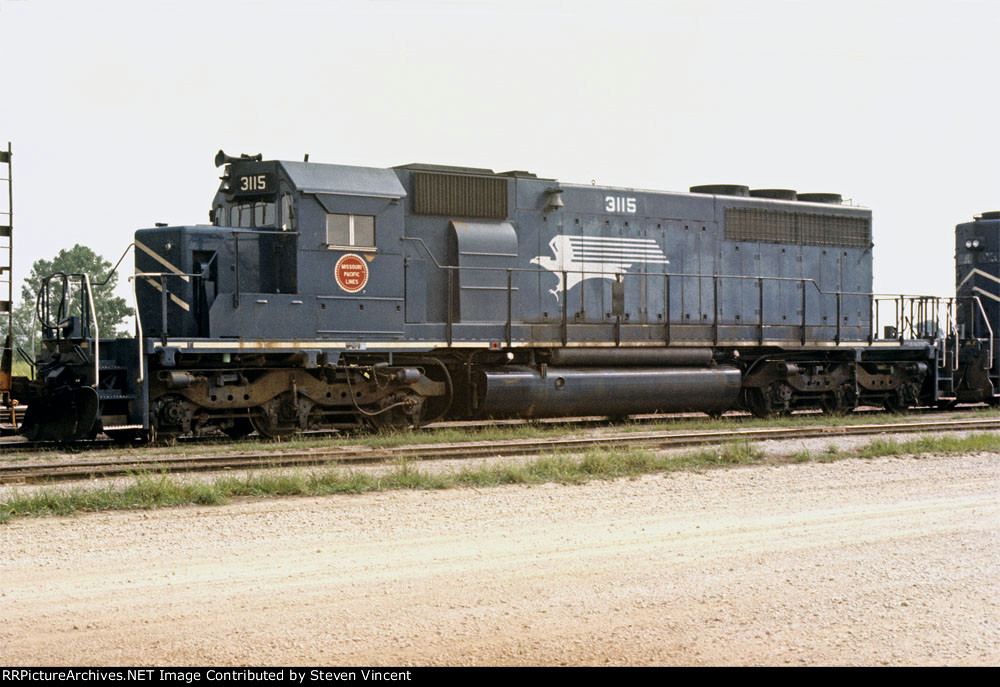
[1,142,13,405]
[935,314,959,399]
[989,345,1000,402]
[936,341,956,398]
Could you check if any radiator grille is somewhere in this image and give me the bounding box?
[725,208,871,247]
[412,172,508,219]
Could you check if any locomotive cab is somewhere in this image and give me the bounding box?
[146,152,410,343]
[125,152,429,440]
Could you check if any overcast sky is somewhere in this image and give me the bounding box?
[1,0,997,304]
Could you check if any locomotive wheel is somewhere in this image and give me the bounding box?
[250,394,310,439]
[884,395,907,413]
[250,410,297,439]
[153,394,196,439]
[820,397,842,415]
[364,391,426,432]
[745,388,773,419]
[820,391,840,415]
[766,381,794,416]
[820,385,855,416]
[884,381,919,413]
[745,382,793,419]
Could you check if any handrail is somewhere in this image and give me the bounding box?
[420,257,956,346]
[146,242,964,349]
[972,295,994,370]
[82,274,99,393]
[129,276,144,384]
[132,269,216,380]
[133,247,954,349]
[406,238,934,304]
[229,229,301,236]
[35,272,101,387]
[947,309,959,371]
[135,272,202,343]
[872,295,959,345]
[941,304,949,369]
[951,305,959,372]
[400,236,445,268]
[92,243,135,288]
[134,271,203,279]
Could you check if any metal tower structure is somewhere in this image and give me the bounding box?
[1,142,13,403]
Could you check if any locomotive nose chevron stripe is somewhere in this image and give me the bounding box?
[135,239,191,311]
[530,234,669,300]
[143,277,191,311]
[958,267,1000,290]
[135,239,190,283]
[957,268,1000,304]
[972,286,1000,303]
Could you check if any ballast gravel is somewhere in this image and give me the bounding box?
[1,451,997,666]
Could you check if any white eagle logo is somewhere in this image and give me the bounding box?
[530,235,670,300]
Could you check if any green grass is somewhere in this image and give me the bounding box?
[789,432,1000,464]
[0,442,762,522]
[854,432,1000,458]
[793,443,842,463]
[3,429,999,524]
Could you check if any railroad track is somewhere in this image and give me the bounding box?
[3,416,998,485]
[0,411,808,454]
[0,405,967,454]
[0,412,682,453]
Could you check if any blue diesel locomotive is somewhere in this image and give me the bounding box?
[11,151,999,441]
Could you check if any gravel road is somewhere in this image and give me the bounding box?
[1,452,997,666]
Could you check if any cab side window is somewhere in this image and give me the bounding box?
[326,213,375,249]
[281,194,295,231]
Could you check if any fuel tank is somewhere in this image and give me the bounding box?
[475,366,742,418]
[545,347,714,367]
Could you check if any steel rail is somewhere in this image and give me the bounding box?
[0,405,964,453]
[3,417,999,485]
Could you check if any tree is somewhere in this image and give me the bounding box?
[11,245,133,357]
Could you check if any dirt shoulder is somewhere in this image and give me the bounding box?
[1,452,998,666]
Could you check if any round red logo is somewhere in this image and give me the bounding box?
[335,254,369,293]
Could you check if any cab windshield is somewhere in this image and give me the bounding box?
[229,202,275,228]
